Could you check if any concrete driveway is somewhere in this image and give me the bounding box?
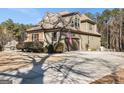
[0,51,124,84]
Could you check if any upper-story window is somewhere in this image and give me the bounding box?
[75,18,78,28]
[71,20,74,27]
[71,16,80,29]
[77,19,80,27]
[32,33,39,41]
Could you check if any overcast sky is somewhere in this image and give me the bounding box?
[0,8,111,24]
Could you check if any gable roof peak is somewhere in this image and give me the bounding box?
[58,11,70,16]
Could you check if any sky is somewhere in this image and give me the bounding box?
[0,8,111,25]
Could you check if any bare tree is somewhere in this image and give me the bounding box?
[109,15,122,51]
[119,9,122,51]
[38,12,73,53]
[97,9,124,51]
[0,27,13,51]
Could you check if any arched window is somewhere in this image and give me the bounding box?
[75,17,80,29]
[71,16,80,29]
[75,17,78,28]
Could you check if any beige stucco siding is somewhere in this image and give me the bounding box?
[88,36,101,50]
[39,32,44,41]
[94,24,97,33]
[25,33,32,42]
[80,22,86,32]
[25,31,44,42]
[79,34,101,50]
[80,22,97,34]
[80,35,88,50]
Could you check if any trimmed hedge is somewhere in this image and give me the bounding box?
[25,41,44,52]
[16,43,24,50]
[16,41,64,53]
[16,41,44,53]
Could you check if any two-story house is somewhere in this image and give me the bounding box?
[25,11,101,51]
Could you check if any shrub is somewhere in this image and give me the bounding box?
[16,43,24,50]
[43,46,48,53]
[24,41,43,53]
[90,48,97,51]
[0,45,3,51]
[71,39,79,50]
[17,41,64,53]
[54,42,64,53]
[18,41,44,53]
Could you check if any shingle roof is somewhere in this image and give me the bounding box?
[27,26,42,31]
[59,12,95,23]
[81,14,92,21]
[59,11,70,16]
[60,12,80,17]
[26,27,101,37]
[27,12,96,32]
[70,29,101,37]
[81,14,96,24]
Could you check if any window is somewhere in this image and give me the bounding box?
[71,16,80,29]
[32,33,39,41]
[52,32,57,41]
[77,19,80,27]
[71,20,74,27]
[75,18,78,28]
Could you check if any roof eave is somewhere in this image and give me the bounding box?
[81,19,96,24]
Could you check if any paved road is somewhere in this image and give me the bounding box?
[0,51,124,84]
